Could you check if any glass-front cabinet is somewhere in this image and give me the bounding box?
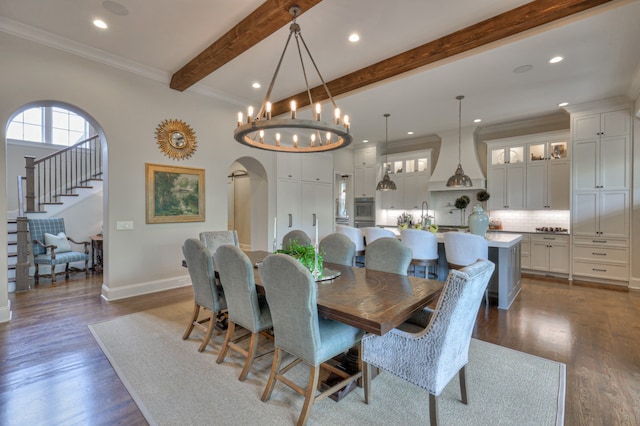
[489,145,524,166]
[527,140,568,162]
[380,149,431,210]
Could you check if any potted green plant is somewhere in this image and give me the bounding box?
[276,240,323,275]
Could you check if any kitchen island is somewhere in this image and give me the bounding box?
[435,232,522,310]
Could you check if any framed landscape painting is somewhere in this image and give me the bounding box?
[146,163,205,224]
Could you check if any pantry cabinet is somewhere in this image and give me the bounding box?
[486,143,525,210]
[354,146,376,197]
[525,134,570,210]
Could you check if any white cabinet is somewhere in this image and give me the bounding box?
[529,234,569,274]
[525,135,570,210]
[486,143,525,210]
[277,152,302,180]
[572,237,629,283]
[403,172,429,209]
[354,146,376,167]
[301,181,333,243]
[379,150,431,209]
[301,154,332,183]
[276,179,301,243]
[380,173,405,209]
[520,234,530,270]
[573,190,629,238]
[353,146,376,197]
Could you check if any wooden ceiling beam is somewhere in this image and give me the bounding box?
[270,0,615,116]
[170,0,324,91]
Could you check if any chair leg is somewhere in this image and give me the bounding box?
[429,393,438,426]
[362,360,370,404]
[182,304,200,340]
[459,365,468,404]
[238,330,259,381]
[261,347,283,402]
[85,257,90,276]
[51,265,57,284]
[216,321,235,364]
[484,288,490,308]
[197,311,216,352]
[297,365,321,426]
[65,263,70,279]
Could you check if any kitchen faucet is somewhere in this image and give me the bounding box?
[421,201,430,227]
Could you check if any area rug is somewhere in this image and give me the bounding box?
[89,302,565,425]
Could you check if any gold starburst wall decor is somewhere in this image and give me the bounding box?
[155,119,197,160]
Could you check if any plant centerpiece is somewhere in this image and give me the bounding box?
[397,212,414,230]
[277,240,323,276]
[454,195,470,226]
[476,189,491,209]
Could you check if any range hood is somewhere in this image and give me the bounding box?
[430,126,485,191]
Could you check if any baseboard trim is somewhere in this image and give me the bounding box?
[0,299,12,323]
[101,274,192,301]
[629,277,640,290]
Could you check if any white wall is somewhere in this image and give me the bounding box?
[0,32,277,321]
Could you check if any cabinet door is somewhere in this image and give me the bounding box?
[277,153,301,180]
[276,179,301,244]
[301,181,333,243]
[599,191,629,238]
[572,191,599,236]
[548,241,570,273]
[354,146,376,167]
[526,162,546,209]
[600,135,629,190]
[487,166,506,210]
[380,174,404,209]
[301,154,332,183]
[573,139,598,191]
[506,163,526,209]
[354,166,375,198]
[529,241,549,271]
[547,160,570,210]
[573,114,601,140]
[403,172,428,209]
[601,110,630,137]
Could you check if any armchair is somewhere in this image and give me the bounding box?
[27,217,90,284]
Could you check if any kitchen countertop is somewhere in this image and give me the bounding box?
[379,226,522,248]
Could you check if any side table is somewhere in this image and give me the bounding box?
[91,235,103,274]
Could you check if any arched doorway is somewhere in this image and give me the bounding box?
[5,100,107,292]
[227,157,268,251]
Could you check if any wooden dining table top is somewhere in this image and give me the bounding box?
[245,250,444,336]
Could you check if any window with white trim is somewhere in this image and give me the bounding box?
[7,106,95,146]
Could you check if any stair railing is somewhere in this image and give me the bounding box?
[24,135,102,213]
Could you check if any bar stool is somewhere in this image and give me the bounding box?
[400,229,438,279]
[443,232,490,306]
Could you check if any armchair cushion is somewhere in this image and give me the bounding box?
[44,232,72,254]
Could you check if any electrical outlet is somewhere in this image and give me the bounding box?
[116,221,134,230]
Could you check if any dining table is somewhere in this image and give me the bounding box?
[245,250,444,336]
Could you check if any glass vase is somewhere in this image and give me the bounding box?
[468,205,489,237]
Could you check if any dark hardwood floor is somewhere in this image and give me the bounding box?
[1,273,638,425]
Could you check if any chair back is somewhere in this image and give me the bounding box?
[28,218,66,255]
[259,254,320,364]
[335,224,365,252]
[416,259,495,390]
[199,230,239,258]
[400,229,438,261]
[362,227,395,245]
[443,232,488,267]
[182,238,225,312]
[319,233,355,266]
[214,244,267,332]
[365,237,412,275]
[282,229,311,249]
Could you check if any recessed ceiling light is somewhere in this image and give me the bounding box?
[474,118,482,123]
[549,56,564,64]
[252,82,261,89]
[513,64,533,74]
[407,131,414,135]
[362,139,369,143]
[558,102,569,107]
[348,33,360,43]
[93,19,108,29]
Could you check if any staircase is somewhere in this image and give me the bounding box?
[8,135,103,291]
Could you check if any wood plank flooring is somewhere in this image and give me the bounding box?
[1,273,638,425]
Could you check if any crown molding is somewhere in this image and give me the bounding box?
[562,95,632,114]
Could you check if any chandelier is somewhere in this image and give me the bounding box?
[446,95,473,187]
[234,5,352,153]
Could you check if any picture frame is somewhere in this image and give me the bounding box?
[146,163,205,224]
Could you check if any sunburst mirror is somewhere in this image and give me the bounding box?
[155,119,197,160]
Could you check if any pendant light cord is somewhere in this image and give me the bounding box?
[457,95,464,164]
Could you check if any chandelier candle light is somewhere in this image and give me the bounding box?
[234,5,352,153]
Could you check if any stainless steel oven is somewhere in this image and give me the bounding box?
[354,197,375,227]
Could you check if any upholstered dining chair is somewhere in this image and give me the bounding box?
[443,232,490,307]
[319,233,356,266]
[400,229,439,279]
[362,226,396,245]
[282,229,311,249]
[361,259,495,426]
[335,224,365,255]
[199,230,239,257]
[258,254,367,426]
[182,238,227,352]
[214,245,273,381]
[364,237,412,275]
[27,217,90,284]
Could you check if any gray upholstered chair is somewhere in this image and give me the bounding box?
[258,254,367,426]
[335,224,365,266]
[319,233,356,266]
[364,237,412,275]
[362,259,495,426]
[214,245,273,381]
[27,217,90,284]
[199,230,239,257]
[281,229,311,250]
[444,232,490,307]
[182,238,227,352]
[401,228,439,278]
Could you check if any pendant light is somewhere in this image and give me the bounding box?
[446,95,473,187]
[376,113,397,191]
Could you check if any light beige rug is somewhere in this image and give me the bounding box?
[89,302,565,425]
